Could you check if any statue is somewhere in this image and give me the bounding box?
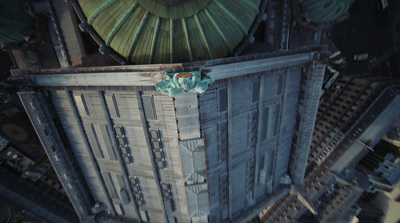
[156,71,214,97]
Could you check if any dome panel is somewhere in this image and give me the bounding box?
[91,2,127,41]
[153,18,171,64]
[207,1,245,47]
[120,9,153,62]
[111,6,144,58]
[186,16,209,61]
[137,0,211,19]
[300,0,354,23]
[218,0,259,30]
[196,11,227,59]
[78,0,104,21]
[175,19,193,63]
[105,2,139,46]
[0,0,34,44]
[77,0,262,64]
[133,16,158,64]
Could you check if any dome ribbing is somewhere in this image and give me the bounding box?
[77,0,261,64]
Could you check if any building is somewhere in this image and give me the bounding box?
[255,0,400,221]
[3,0,383,222]
[18,49,325,222]
[258,75,400,223]
[355,139,400,223]
[0,106,78,222]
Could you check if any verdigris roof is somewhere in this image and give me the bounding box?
[301,0,354,23]
[77,0,261,64]
[0,0,33,44]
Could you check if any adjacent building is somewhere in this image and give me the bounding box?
[258,75,400,223]
[0,105,78,223]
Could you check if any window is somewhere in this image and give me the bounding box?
[261,107,269,141]
[156,160,165,169]
[218,88,227,113]
[218,121,228,161]
[219,149,228,160]
[74,93,90,116]
[168,217,177,223]
[149,129,160,139]
[123,155,133,164]
[164,199,175,214]
[135,193,142,200]
[142,95,157,120]
[161,183,174,214]
[268,150,275,177]
[114,203,124,215]
[218,121,227,131]
[105,93,120,118]
[114,127,133,163]
[161,183,171,193]
[116,175,125,189]
[152,141,162,150]
[149,129,166,168]
[120,188,130,204]
[219,130,228,141]
[86,124,105,158]
[273,103,281,136]
[250,119,258,130]
[139,210,148,222]
[251,79,260,103]
[246,159,255,191]
[114,126,124,136]
[277,75,284,95]
[117,137,127,147]
[103,172,119,199]
[130,177,145,206]
[220,173,228,204]
[100,125,117,160]
[249,111,258,148]
[154,151,163,159]
[250,111,258,120]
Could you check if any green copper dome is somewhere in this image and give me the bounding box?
[301,0,354,23]
[77,0,261,64]
[0,0,33,44]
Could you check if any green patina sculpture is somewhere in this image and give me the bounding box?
[156,71,214,97]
